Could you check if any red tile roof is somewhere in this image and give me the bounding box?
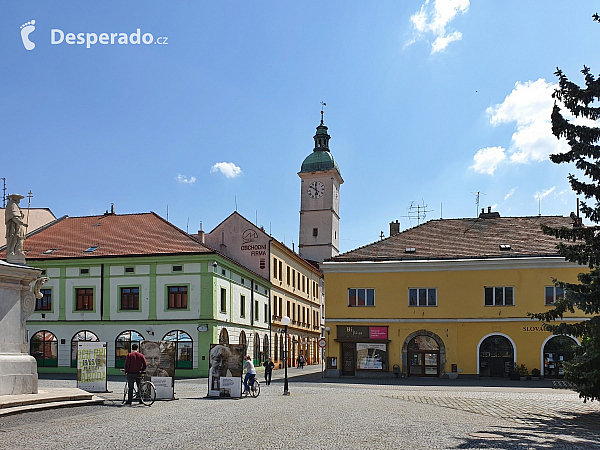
[330,215,575,262]
[4,212,213,259]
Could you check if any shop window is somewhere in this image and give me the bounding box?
[163,330,193,369]
[348,288,375,306]
[71,330,99,368]
[30,330,58,367]
[484,286,514,306]
[75,288,94,310]
[356,343,387,370]
[36,288,52,311]
[168,286,188,309]
[115,330,144,368]
[408,288,437,307]
[120,287,140,310]
[545,286,564,306]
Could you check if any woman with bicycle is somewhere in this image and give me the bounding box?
[243,355,256,394]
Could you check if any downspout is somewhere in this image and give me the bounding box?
[100,263,104,320]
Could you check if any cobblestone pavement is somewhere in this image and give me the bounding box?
[1,371,599,449]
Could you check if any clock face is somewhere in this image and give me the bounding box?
[308,181,325,199]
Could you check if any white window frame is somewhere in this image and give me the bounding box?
[408,288,437,307]
[545,286,564,306]
[484,286,514,306]
[348,288,375,307]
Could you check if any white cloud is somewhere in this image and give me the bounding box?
[176,173,196,184]
[472,78,570,175]
[210,162,243,179]
[504,187,517,201]
[470,146,506,175]
[534,186,556,201]
[407,0,470,54]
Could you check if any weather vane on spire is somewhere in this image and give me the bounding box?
[320,101,326,124]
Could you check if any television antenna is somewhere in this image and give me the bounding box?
[471,191,486,216]
[401,200,433,227]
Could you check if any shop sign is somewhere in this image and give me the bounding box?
[522,326,547,332]
[337,326,369,339]
[369,326,388,339]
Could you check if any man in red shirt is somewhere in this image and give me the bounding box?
[124,343,147,405]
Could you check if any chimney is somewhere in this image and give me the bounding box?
[111,203,115,214]
[479,207,500,219]
[198,230,205,243]
[390,220,400,236]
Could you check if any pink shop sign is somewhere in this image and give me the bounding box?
[369,327,388,339]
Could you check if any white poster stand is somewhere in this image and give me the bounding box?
[77,341,107,392]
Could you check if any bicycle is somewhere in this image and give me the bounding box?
[122,371,156,406]
[242,375,260,398]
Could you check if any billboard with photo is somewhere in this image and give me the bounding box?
[208,343,244,398]
[77,341,107,392]
[140,341,175,399]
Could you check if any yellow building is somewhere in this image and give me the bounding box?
[321,211,586,378]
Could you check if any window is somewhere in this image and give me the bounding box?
[408,288,437,307]
[120,287,139,310]
[240,294,246,317]
[273,258,278,279]
[163,330,193,369]
[219,328,229,344]
[545,286,564,305]
[313,228,318,237]
[287,267,290,285]
[298,273,301,290]
[484,286,514,306]
[279,297,282,317]
[168,286,188,309]
[115,330,144,368]
[80,268,89,275]
[292,270,296,288]
[348,288,375,306]
[255,300,259,320]
[302,276,305,293]
[292,303,295,321]
[83,246,98,253]
[70,330,99,368]
[30,330,58,367]
[36,288,52,311]
[264,304,268,322]
[220,287,227,312]
[76,288,94,310]
[125,267,134,273]
[287,300,290,317]
[172,265,183,272]
[278,260,283,282]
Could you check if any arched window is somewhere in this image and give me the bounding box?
[253,333,261,362]
[71,330,99,368]
[274,333,279,361]
[239,330,247,354]
[479,335,514,377]
[30,330,58,367]
[115,330,144,368]
[163,330,193,369]
[543,335,578,378]
[219,328,229,344]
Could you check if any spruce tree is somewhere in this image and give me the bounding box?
[530,19,600,401]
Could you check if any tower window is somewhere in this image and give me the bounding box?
[313,228,318,237]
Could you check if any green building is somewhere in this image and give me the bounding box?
[11,211,271,377]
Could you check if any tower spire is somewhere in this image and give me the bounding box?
[320,101,326,125]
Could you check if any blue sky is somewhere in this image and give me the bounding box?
[2,1,598,253]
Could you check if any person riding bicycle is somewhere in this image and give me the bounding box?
[243,355,257,393]
[124,343,147,405]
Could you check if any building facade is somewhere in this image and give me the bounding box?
[203,211,324,368]
[321,212,586,378]
[4,212,270,377]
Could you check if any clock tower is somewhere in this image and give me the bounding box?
[298,111,343,262]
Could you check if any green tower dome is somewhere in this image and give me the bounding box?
[299,121,341,176]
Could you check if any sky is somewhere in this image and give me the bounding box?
[2,1,599,254]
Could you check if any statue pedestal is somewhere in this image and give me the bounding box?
[0,260,41,396]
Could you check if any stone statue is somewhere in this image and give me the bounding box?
[5,193,27,264]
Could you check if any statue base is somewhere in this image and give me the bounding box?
[0,354,38,395]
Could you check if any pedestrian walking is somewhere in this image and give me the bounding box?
[263,357,274,385]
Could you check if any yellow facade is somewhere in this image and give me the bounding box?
[322,258,586,377]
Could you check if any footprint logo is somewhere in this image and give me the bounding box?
[20,20,36,50]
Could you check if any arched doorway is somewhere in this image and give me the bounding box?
[115,330,144,368]
[263,334,269,363]
[239,330,247,355]
[164,330,193,369]
[253,333,261,362]
[479,335,515,377]
[543,335,578,378]
[402,330,446,377]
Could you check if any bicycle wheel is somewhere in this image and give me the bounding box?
[139,381,156,406]
[250,379,260,398]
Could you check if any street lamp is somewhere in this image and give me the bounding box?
[281,315,291,395]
